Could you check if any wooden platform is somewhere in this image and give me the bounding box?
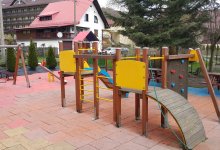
[147,87,206,149]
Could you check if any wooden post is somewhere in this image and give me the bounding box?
[13,47,21,85]
[142,47,149,136]
[161,47,169,128]
[113,48,121,126]
[20,49,30,88]
[13,46,30,88]
[196,49,220,121]
[60,71,65,107]
[75,42,82,112]
[135,47,141,120]
[59,42,65,107]
[93,42,99,119]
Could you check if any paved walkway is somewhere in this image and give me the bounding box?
[0,72,220,150]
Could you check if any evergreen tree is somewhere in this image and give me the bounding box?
[46,47,57,70]
[107,0,210,52]
[28,40,38,70]
[6,47,16,72]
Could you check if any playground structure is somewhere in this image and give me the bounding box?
[58,41,220,149]
[0,45,30,87]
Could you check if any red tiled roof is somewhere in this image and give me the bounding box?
[29,0,93,28]
[73,31,99,42]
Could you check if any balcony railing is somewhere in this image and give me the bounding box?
[36,32,75,39]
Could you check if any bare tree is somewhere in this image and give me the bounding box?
[205,0,220,71]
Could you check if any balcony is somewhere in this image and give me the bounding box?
[35,32,75,40]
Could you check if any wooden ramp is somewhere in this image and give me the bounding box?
[99,77,113,89]
[147,87,206,149]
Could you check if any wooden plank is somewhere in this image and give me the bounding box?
[169,104,193,115]
[187,129,206,149]
[196,49,220,121]
[167,54,194,60]
[120,87,142,94]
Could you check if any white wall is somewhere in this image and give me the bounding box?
[77,3,105,51]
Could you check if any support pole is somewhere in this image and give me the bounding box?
[135,47,141,120]
[114,48,121,127]
[59,42,65,107]
[93,42,99,119]
[13,46,30,88]
[196,49,220,121]
[75,42,82,112]
[142,47,149,136]
[161,47,169,128]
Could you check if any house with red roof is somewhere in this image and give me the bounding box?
[15,0,109,51]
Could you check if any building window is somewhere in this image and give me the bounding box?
[94,29,98,37]
[84,14,89,22]
[94,15,98,23]
[39,16,52,21]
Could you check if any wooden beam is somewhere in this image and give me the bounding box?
[167,54,194,60]
[161,47,168,128]
[135,47,141,120]
[13,46,30,88]
[196,49,220,121]
[93,42,99,119]
[60,71,65,107]
[74,42,82,113]
[74,54,115,59]
[142,47,149,136]
[114,48,121,126]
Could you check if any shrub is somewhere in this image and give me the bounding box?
[28,40,38,70]
[46,46,57,70]
[6,47,16,72]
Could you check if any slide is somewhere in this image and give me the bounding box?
[147,87,206,149]
[99,70,114,89]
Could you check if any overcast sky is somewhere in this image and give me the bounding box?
[97,0,108,7]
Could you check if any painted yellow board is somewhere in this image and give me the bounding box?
[59,50,76,72]
[189,49,199,62]
[116,60,146,90]
[83,61,90,68]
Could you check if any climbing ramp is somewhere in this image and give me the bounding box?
[147,87,206,149]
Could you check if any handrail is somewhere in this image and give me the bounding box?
[0,45,19,48]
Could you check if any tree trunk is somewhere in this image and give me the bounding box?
[209,44,215,72]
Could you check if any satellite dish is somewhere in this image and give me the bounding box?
[57,32,63,38]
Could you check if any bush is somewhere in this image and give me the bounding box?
[46,47,57,70]
[28,40,38,70]
[6,47,16,72]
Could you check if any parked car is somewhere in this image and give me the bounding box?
[102,47,116,55]
[121,47,129,56]
[102,47,129,55]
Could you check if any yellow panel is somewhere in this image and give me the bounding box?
[116,60,146,90]
[59,50,76,72]
[189,49,199,62]
[83,61,90,68]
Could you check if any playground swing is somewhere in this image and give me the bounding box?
[0,45,30,87]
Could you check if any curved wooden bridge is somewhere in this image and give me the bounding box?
[147,88,206,149]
